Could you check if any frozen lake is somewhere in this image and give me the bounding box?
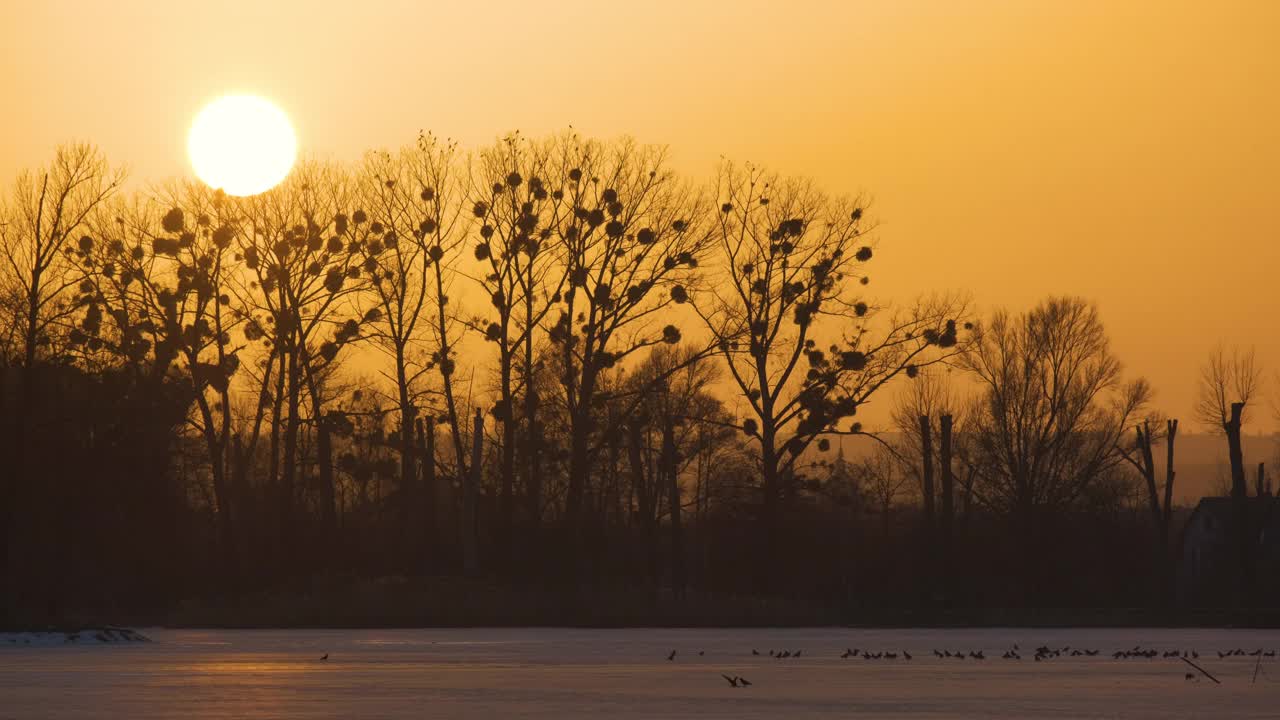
[3,627,1280,718]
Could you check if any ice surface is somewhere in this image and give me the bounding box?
[2,627,1280,718]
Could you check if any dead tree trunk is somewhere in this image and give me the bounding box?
[1133,420,1172,603]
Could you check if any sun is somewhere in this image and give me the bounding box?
[188,95,297,197]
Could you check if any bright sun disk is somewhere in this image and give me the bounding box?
[188,95,296,196]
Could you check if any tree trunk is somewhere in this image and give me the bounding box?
[499,352,515,574]
[1134,421,1168,604]
[1225,402,1249,605]
[316,411,337,534]
[628,422,658,594]
[758,422,781,593]
[304,366,338,545]
[563,368,597,585]
[1163,420,1178,541]
[195,391,235,581]
[939,414,954,599]
[462,409,482,576]
[1137,423,1161,540]
[1162,419,1179,603]
[663,417,685,599]
[418,418,437,570]
[397,351,415,565]
[281,346,301,562]
[919,415,936,594]
[522,301,542,533]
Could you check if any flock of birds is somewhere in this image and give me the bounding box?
[647,643,1280,688]
[309,643,1277,689]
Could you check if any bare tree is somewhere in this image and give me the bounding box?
[0,144,123,621]
[359,136,464,562]
[856,445,911,539]
[67,184,248,575]
[1196,345,1262,431]
[696,163,968,586]
[404,133,478,569]
[468,134,571,568]
[613,343,726,595]
[234,163,370,558]
[962,296,1149,596]
[541,135,712,582]
[0,144,125,367]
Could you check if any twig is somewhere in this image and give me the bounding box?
[1181,656,1221,684]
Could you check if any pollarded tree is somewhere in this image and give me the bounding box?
[1194,344,1264,604]
[696,163,969,565]
[1195,344,1262,498]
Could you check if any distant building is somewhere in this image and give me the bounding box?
[1178,496,1280,606]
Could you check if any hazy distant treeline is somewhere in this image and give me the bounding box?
[0,136,1272,626]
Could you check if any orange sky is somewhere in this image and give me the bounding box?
[2,0,1278,430]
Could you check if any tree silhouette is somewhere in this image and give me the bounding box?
[358,135,464,565]
[542,135,712,583]
[962,296,1149,599]
[467,134,571,569]
[0,137,1230,625]
[695,163,969,588]
[0,143,123,624]
[66,183,246,577]
[234,163,371,557]
[1195,344,1264,605]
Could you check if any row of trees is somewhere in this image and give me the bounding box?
[0,136,964,622]
[0,137,1272,624]
[868,332,1273,607]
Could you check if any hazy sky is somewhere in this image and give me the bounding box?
[3,0,1278,430]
